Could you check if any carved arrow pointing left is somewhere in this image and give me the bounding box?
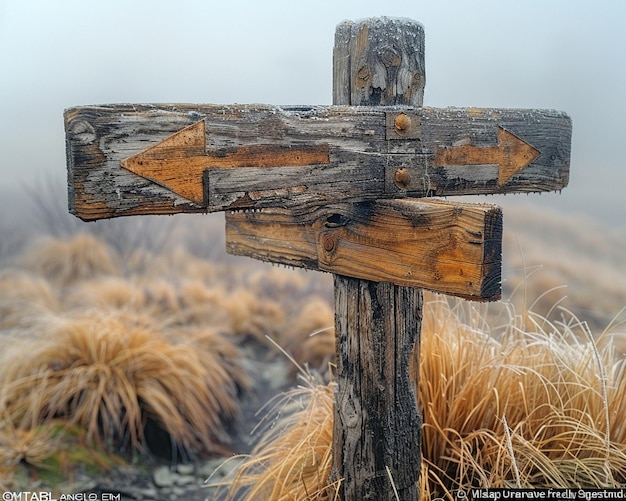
[120,120,330,205]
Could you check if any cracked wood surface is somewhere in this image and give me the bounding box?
[64,104,570,221]
[226,198,502,300]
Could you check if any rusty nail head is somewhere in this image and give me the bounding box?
[394,113,411,132]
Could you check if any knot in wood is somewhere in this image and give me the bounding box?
[323,235,337,252]
[411,72,423,86]
[394,113,411,132]
[356,64,371,86]
[69,120,97,145]
[378,45,401,67]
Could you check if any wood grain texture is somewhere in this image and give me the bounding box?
[119,120,330,205]
[64,104,571,220]
[331,276,422,500]
[333,17,426,106]
[225,198,502,300]
[329,17,425,501]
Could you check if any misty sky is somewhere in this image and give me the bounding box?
[0,0,625,226]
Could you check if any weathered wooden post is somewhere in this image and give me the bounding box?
[63,15,571,501]
[329,18,425,500]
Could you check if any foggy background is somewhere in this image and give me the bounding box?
[0,0,625,226]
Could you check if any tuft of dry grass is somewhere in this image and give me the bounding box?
[3,194,624,495]
[0,269,60,331]
[0,312,245,459]
[127,246,219,285]
[223,290,287,341]
[63,276,146,311]
[1,232,334,470]
[217,376,339,500]
[173,279,233,328]
[0,419,61,491]
[287,299,335,373]
[419,297,626,495]
[222,294,626,499]
[165,325,250,396]
[18,233,121,287]
[0,420,60,469]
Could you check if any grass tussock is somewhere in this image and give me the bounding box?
[222,294,626,500]
[419,297,626,495]
[287,299,335,373]
[0,312,246,459]
[18,233,121,287]
[223,290,287,341]
[0,230,334,483]
[0,269,60,331]
[0,420,59,470]
[0,420,61,492]
[217,377,339,500]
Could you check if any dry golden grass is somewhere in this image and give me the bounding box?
[217,376,339,500]
[287,299,335,372]
[126,246,220,286]
[0,232,332,470]
[164,324,250,396]
[0,418,61,491]
[63,276,146,311]
[173,279,232,328]
[18,233,121,287]
[419,296,626,496]
[0,269,60,331]
[0,312,245,459]
[2,202,625,495]
[246,267,315,304]
[0,420,59,469]
[221,293,626,499]
[223,289,287,341]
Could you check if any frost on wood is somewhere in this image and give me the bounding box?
[333,17,425,107]
[64,105,570,221]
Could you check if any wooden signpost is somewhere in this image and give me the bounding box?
[64,17,571,500]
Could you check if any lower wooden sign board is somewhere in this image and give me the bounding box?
[225,198,502,301]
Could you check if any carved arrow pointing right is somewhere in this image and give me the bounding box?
[434,126,541,185]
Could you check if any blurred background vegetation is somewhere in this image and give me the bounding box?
[1,180,625,496]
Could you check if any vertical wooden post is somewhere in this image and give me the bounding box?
[330,18,425,500]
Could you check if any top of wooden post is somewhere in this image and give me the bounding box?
[333,17,425,106]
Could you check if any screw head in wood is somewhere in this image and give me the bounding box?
[394,167,412,189]
[394,113,412,133]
